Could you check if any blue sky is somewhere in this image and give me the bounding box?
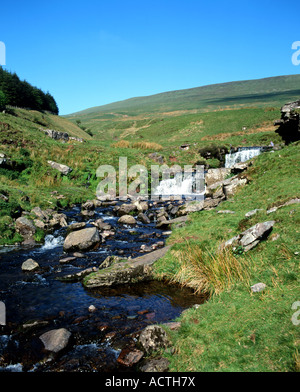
[0,0,299,115]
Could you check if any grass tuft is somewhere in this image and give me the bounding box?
[171,244,251,295]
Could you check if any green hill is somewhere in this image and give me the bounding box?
[67,74,300,118]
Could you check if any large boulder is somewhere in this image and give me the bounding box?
[83,246,171,288]
[63,227,101,252]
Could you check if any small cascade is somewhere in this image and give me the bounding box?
[41,234,64,250]
[225,147,263,168]
[154,172,205,200]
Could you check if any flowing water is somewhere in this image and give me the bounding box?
[225,147,263,168]
[0,200,206,372]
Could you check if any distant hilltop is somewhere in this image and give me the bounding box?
[66,74,300,118]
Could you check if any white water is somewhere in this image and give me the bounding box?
[154,172,205,200]
[225,147,263,168]
[41,234,64,250]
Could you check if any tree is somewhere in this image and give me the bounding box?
[0,90,6,111]
[0,66,59,113]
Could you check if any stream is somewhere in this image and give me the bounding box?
[0,199,206,372]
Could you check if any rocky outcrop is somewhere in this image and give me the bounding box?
[63,227,101,252]
[275,100,300,144]
[43,129,69,142]
[221,221,275,252]
[83,246,171,288]
[205,168,231,187]
[47,160,72,175]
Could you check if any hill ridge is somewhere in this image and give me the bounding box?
[66,74,300,117]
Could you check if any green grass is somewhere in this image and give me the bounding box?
[67,74,300,117]
[153,142,300,372]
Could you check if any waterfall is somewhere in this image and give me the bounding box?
[225,147,263,168]
[154,171,205,200]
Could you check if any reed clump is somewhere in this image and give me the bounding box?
[171,244,251,295]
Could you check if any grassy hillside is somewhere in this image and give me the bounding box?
[67,74,300,118]
[154,142,300,371]
[64,75,299,166]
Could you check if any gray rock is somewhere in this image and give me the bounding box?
[15,217,36,239]
[118,215,137,225]
[223,176,248,197]
[134,200,148,212]
[43,129,69,142]
[156,215,188,228]
[63,227,101,252]
[0,193,8,202]
[217,210,235,214]
[148,152,164,164]
[47,160,72,175]
[177,200,204,216]
[251,283,266,293]
[137,213,150,224]
[267,206,278,214]
[274,100,300,144]
[240,221,275,251]
[31,207,49,221]
[231,160,253,173]
[57,267,97,282]
[21,258,39,271]
[59,256,76,264]
[245,209,264,218]
[117,203,138,216]
[138,325,170,354]
[82,200,94,210]
[49,213,68,228]
[140,357,170,372]
[117,348,144,367]
[221,221,275,252]
[83,246,171,288]
[39,328,71,353]
[205,168,231,187]
[68,222,86,232]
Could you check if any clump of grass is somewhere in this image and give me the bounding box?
[171,244,251,295]
[132,141,163,150]
[112,139,131,148]
[112,139,163,150]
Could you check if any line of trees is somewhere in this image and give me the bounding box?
[0,67,59,114]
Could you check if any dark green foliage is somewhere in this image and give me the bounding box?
[0,67,58,114]
[0,89,6,110]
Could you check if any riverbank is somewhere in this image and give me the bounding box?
[152,142,300,371]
